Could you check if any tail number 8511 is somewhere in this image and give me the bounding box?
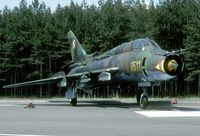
[130,60,141,72]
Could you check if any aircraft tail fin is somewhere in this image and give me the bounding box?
[67,31,87,62]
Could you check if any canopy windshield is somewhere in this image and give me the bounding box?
[132,38,161,50]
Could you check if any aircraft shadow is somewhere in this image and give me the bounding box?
[48,100,138,108]
[20,99,171,109]
[145,101,172,110]
[76,100,138,108]
[19,100,200,111]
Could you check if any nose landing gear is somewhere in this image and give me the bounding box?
[137,87,149,109]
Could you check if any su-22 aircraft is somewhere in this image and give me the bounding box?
[3,31,184,109]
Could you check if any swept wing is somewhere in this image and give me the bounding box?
[3,71,66,88]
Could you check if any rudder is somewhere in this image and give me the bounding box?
[67,31,87,62]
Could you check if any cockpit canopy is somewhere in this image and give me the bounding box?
[105,38,161,56]
[132,38,161,50]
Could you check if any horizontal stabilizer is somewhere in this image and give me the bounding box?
[3,71,66,88]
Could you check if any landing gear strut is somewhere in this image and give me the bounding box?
[70,86,77,106]
[65,82,78,106]
[137,88,142,105]
[137,87,148,109]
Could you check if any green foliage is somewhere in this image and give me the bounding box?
[0,0,199,97]
[184,0,200,83]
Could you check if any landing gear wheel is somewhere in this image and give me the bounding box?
[70,98,77,106]
[140,95,148,109]
[137,90,142,105]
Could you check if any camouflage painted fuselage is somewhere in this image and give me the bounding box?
[68,38,183,90]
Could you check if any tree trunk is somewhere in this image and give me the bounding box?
[198,74,200,97]
[11,72,13,97]
[49,55,51,72]
[152,84,154,97]
[175,78,177,96]
[164,81,167,96]
[107,86,109,97]
[40,58,43,97]
[14,72,17,97]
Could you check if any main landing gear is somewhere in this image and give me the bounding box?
[65,82,78,106]
[70,86,77,106]
[137,87,148,109]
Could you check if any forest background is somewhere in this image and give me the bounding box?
[0,0,199,98]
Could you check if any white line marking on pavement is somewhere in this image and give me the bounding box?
[0,134,50,136]
[135,110,200,118]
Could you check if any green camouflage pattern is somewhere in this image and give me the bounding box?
[67,31,184,88]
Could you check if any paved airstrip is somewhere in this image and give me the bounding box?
[0,98,200,136]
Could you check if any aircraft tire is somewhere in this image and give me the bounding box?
[137,90,142,105]
[140,95,148,109]
[70,98,77,106]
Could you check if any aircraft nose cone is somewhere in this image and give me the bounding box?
[167,60,178,72]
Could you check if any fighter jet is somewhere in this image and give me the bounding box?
[3,31,184,109]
